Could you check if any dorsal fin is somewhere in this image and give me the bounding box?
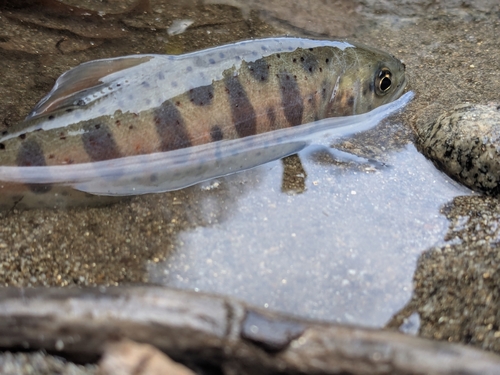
[27,55,153,119]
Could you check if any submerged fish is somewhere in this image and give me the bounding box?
[0,37,408,209]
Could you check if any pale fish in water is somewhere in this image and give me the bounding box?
[0,37,410,210]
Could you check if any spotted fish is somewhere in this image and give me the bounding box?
[0,37,409,209]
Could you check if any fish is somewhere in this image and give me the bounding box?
[0,37,409,209]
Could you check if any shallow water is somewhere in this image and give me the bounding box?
[149,141,467,326]
[0,0,499,353]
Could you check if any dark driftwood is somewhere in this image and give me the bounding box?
[0,286,499,375]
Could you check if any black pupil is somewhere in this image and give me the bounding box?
[380,76,391,91]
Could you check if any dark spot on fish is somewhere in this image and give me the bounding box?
[277,53,281,58]
[252,51,258,56]
[117,83,121,87]
[301,53,318,74]
[279,71,303,127]
[325,58,329,63]
[158,72,165,80]
[0,143,4,150]
[247,58,269,82]
[48,115,55,120]
[319,67,323,72]
[128,94,134,100]
[48,154,54,159]
[261,46,268,51]
[172,81,178,88]
[150,173,158,182]
[66,108,73,113]
[115,120,121,127]
[224,74,257,138]
[175,101,181,106]
[362,87,367,96]
[186,66,193,72]
[210,125,224,142]
[82,123,121,161]
[142,81,150,88]
[1,131,7,136]
[189,84,214,106]
[309,48,313,51]
[347,96,355,106]
[129,125,134,130]
[76,99,86,106]
[19,134,26,140]
[16,139,51,193]
[219,52,225,58]
[292,58,297,63]
[154,100,192,151]
[300,56,304,62]
[209,58,216,64]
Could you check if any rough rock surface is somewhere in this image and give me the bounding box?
[418,103,500,195]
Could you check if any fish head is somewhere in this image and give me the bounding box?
[327,43,407,116]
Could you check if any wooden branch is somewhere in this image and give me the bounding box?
[0,286,499,375]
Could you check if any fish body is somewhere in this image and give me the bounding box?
[0,37,407,209]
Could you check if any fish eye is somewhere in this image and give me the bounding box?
[376,68,392,95]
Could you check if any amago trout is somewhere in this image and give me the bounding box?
[0,37,409,209]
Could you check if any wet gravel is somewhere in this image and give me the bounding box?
[388,195,500,353]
